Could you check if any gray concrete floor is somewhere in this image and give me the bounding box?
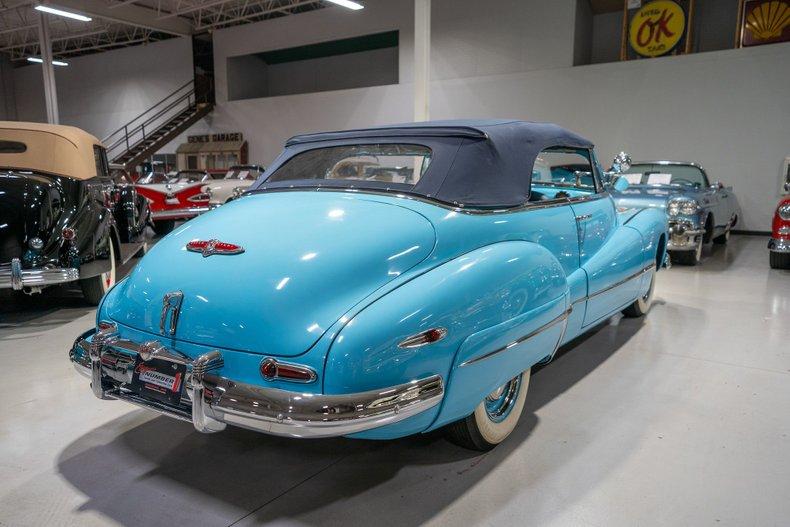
[0,235,788,527]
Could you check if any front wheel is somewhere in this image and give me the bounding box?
[445,370,530,451]
[713,227,731,245]
[80,241,116,305]
[670,236,703,266]
[623,268,655,317]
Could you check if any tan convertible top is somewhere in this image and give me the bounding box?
[0,121,103,180]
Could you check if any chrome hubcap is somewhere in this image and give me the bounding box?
[484,375,522,423]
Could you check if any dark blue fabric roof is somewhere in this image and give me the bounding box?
[257,120,594,208]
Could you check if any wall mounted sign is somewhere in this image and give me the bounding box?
[628,1,687,57]
[737,0,790,47]
[187,132,243,143]
[621,0,694,60]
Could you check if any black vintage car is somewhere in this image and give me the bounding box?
[108,164,150,243]
[0,122,127,304]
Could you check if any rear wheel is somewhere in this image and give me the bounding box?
[445,370,529,451]
[153,219,175,236]
[80,242,116,305]
[770,251,790,269]
[623,268,655,317]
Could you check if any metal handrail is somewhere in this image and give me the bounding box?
[103,79,197,163]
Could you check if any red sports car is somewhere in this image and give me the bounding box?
[769,190,790,269]
[135,170,211,235]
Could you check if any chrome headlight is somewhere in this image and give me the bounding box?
[778,204,790,221]
[667,198,699,216]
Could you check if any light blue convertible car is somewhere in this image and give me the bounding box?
[612,160,741,266]
[70,120,667,450]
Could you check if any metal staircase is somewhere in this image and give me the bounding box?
[103,79,213,169]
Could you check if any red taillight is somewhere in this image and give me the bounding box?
[259,358,316,383]
[62,227,76,240]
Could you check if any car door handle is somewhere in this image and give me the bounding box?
[576,214,592,221]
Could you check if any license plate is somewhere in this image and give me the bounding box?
[131,357,186,405]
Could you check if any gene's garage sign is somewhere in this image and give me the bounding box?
[629,1,686,57]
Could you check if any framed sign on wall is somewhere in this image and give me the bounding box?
[620,0,695,60]
[735,0,790,48]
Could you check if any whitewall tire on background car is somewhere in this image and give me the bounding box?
[446,370,530,450]
[80,242,116,305]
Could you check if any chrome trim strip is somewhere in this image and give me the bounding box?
[151,206,210,220]
[0,258,79,290]
[249,187,606,216]
[70,329,445,438]
[586,264,656,301]
[460,307,573,367]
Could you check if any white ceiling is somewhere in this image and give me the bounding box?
[0,0,325,62]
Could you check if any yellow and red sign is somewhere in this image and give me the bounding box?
[629,0,687,57]
[741,0,790,47]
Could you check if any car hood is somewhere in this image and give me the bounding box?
[104,192,436,356]
[613,185,691,210]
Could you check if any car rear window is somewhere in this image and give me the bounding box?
[0,140,27,153]
[267,144,432,186]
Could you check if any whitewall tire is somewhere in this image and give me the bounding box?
[80,241,116,305]
[623,268,655,318]
[445,369,530,450]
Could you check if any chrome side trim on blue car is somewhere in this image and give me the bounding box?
[70,324,444,438]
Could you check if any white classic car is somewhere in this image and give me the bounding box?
[203,165,264,207]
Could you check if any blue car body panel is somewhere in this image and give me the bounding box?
[86,121,669,440]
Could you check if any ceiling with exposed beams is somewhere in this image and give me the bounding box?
[0,0,325,63]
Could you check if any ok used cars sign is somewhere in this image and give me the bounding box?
[628,0,687,58]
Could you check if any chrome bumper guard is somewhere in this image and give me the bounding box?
[0,258,79,290]
[151,206,210,220]
[768,238,790,254]
[70,324,444,438]
[667,222,704,251]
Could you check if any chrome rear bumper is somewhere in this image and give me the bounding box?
[151,206,210,221]
[768,238,790,254]
[0,258,79,290]
[70,324,444,438]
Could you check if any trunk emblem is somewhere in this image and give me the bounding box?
[186,239,245,257]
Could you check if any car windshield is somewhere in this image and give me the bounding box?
[622,163,708,188]
[139,172,168,184]
[170,171,207,183]
[225,167,261,180]
[267,144,432,187]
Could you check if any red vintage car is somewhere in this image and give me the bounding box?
[769,189,790,269]
[135,170,211,235]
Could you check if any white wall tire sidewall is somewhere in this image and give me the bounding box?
[473,369,530,445]
[636,269,656,314]
[101,242,116,293]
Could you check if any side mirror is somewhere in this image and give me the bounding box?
[784,182,790,194]
[610,152,632,174]
[711,181,724,190]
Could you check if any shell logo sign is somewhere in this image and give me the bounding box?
[741,0,790,47]
[628,1,686,57]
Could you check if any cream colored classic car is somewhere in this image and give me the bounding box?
[203,165,264,207]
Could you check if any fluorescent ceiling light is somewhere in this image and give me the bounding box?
[34,5,92,22]
[27,57,69,66]
[325,0,364,10]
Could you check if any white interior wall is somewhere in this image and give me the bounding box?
[8,0,788,230]
[13,37,192,139]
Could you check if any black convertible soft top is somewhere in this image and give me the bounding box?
[253,119,594,208]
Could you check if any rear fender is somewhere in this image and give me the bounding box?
[325,241,568,438]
